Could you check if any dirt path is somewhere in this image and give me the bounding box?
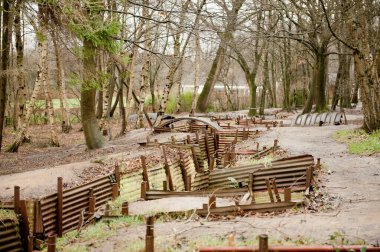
[97,125,380,249]
[0,129,194,199]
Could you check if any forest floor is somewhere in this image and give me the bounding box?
[0,110,379,250]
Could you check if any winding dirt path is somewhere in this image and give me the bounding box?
[108,125,380,249]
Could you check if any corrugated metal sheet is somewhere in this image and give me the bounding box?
[0,219,23,252]
[209,155,314,189]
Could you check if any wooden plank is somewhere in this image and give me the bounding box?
[272,179,282,203]
[57,177,63,237]
[265,178,274,203]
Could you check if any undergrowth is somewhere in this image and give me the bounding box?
[333,129,380,155]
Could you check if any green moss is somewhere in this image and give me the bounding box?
[333,129,380,155]
[0,209,18,222]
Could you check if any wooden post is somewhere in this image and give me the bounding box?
[265,178,274,203]
[141,156,150,190]
[88,188,95,218]
[202,203,208,210]
[47,234,56,252]
[28,236,33,252]
[114,164,121,190]
[284,188,291,202]
[191,146,201,173]
[105,204,110,216]
[33,200,43,234]
[249,173,255,204]
[204,130,211,165]
[195,132,200,144]
[57,177,63,237]
[271,179,281,203]
[162,146,174,191]
[14,186,20,214]
[146,216,154,252]
[274,139,278,149]
[209,195,216,209]
[223,148,229,168]
[256,142,259,151]
[20,200,30,252]
[112,183,119,200]
[306,167,313,188]
[179,152,188,190]
[186,135,191,144]
[209,156,215,171]
[122,202,129,216]
[258,234,268,252]
[186,175,192,191]
[141,181,147,200]
[163,181,167,191]
[317,158,321,169]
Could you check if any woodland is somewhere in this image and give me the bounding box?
[0,0,379,150]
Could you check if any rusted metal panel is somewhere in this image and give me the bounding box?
[38,173,115,236]
[209,155,314,189]
[0,219,23,252]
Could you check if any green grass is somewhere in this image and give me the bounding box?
[333,129,380,155]
[48,216,145,252]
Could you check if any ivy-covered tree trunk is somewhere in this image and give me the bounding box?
[81,38,104,149]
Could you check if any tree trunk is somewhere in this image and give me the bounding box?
[118,66,126,135]
[353,51,380,132]
[14,0,26,131]
[52,30,71,132]
[81,38,104,149]
[271,50,277,108]
[7,19,47,152]
[332,49,352,110]
[303,48,328,114]
[314,52,328,112]
[190,13,201,116]
[41,43,59,146]
[260,52,269,115]
[351,78,359,104]
[0,0,11,151]
[196,45,225,112]
[281,35,292,112]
